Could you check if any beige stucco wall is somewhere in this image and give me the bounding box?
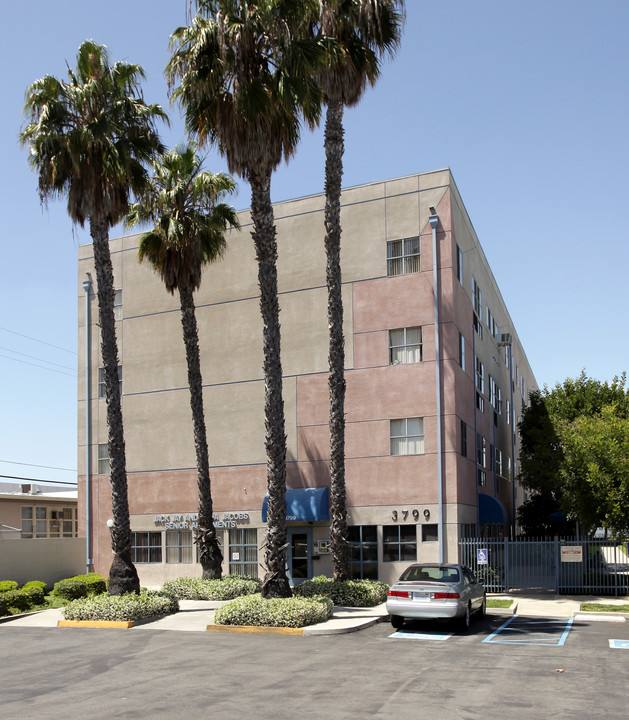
[0,538,86,587]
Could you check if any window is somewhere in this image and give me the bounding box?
[390,418,425,455]
[383,525,417,562]
[489,376,501,412]
[456,245,463,284]
[506,399,511,425]
[486,306,498,339]
[477,469,487,487]
[460,420,467,457]
[132,532,162,563]
[49,507,77,538]
[496,449,503,477]
[477,433,486,467]
[389,326,422,364]
[21,506,77,539]
[476,392,484,412]
[387,237,420,276]
[229,528,258,577]
[472,277,482,316]
[98,444,110,475]
[348,525,378,579]
[422,524,439,542]
[114,289,122,321]
[475,357,485,394]
[21,506,46,538]
[166,530,195,563]
[98,365,122,399]
[473,312,483,339]
[459,332,466,371]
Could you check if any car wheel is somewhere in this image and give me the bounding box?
[458,604,471,632]
[390,614,404,630]
[478,594,486,618]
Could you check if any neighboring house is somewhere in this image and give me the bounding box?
[77,169,537,587]
[0,482,78,540]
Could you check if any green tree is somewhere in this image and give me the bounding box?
[126,144,240,577]
[21,40,166,595]
[168,0,322,597]
[316,0,405,581]
[518,371,629,536]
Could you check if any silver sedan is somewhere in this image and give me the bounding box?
[386,563,486,631]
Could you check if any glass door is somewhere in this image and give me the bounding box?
[287,528,312,586]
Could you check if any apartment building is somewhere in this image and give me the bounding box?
[77,169,536,587]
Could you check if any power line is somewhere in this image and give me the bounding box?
[0,346,76,373]
[0,459,76,473]
[0,353,76,377]
[0,325,76,355]
[0,474,77,486]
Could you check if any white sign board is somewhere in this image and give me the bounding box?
[561,546,583,563]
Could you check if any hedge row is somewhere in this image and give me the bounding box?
[294,576,390,607]
[63,591,179,622]
[53,574,107,600]
[161,575,261,600]
[214,593,333,628]
[0,579,48,616]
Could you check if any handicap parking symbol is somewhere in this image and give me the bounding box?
[477,548,488,565]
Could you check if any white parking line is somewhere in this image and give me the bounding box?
[609,639,629,649]
[389,630,452,641]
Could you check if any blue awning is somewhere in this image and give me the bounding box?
[262,487,329,523]
[478,494,508,524]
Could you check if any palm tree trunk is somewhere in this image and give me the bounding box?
[250,169,291,599]
[324,101,350,582]
[179,285,223,579]
[90,217,139,596]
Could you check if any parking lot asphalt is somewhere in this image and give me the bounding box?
[1,609,629,719]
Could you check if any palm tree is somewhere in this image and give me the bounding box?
[125,144,240,579]
[21,40,166,595]
[168,0,322,597]
[317,1,405,581]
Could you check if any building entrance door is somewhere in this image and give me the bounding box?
[287,528,312,586]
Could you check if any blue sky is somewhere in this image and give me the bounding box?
[1,0,628,486]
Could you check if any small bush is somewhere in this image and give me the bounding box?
[63,590,179,622]
[214,593,333,628]
[53,573,107,601]
[0,581,18,594]
[1,589,33,613]
[294,576,389,607]
[161,575,262,601]
[21,581,48,594]
[20,585,45,605]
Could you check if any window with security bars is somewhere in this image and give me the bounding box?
[348,525,378,579]
[387,237,420,276]
[132,532,162,563]
[389,326,422,365]
[166,530,195,563]
[228,528,258,577]
[383,525,417,562]
[390,417,425,455]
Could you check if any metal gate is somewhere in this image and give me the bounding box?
[458,537,629,596]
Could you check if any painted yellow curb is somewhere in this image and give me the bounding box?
[58,620,135,629]
[206,624,304,636]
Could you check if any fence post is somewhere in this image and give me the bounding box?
[504,537,509,592]
[555,536,559,595]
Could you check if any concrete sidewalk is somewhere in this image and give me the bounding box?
[1,594,627,634]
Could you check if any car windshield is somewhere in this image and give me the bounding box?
[399,566,460,583]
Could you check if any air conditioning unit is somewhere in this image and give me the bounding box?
[20,483,41,495]
[498,333,512,346]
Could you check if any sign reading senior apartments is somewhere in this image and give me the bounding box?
[153,512,250,530]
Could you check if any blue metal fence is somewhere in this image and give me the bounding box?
[458,537,629,596]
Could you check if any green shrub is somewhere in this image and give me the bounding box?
[161,575,262,601]
[21,580,48,594]
[20,585,45,605]
[214,593,333,628]
[0,594,9,616]
[1,589,33,613]
[53,573,107,601]
[0,581,18,594]
[63,590,179,622]
[294,576,389,607]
